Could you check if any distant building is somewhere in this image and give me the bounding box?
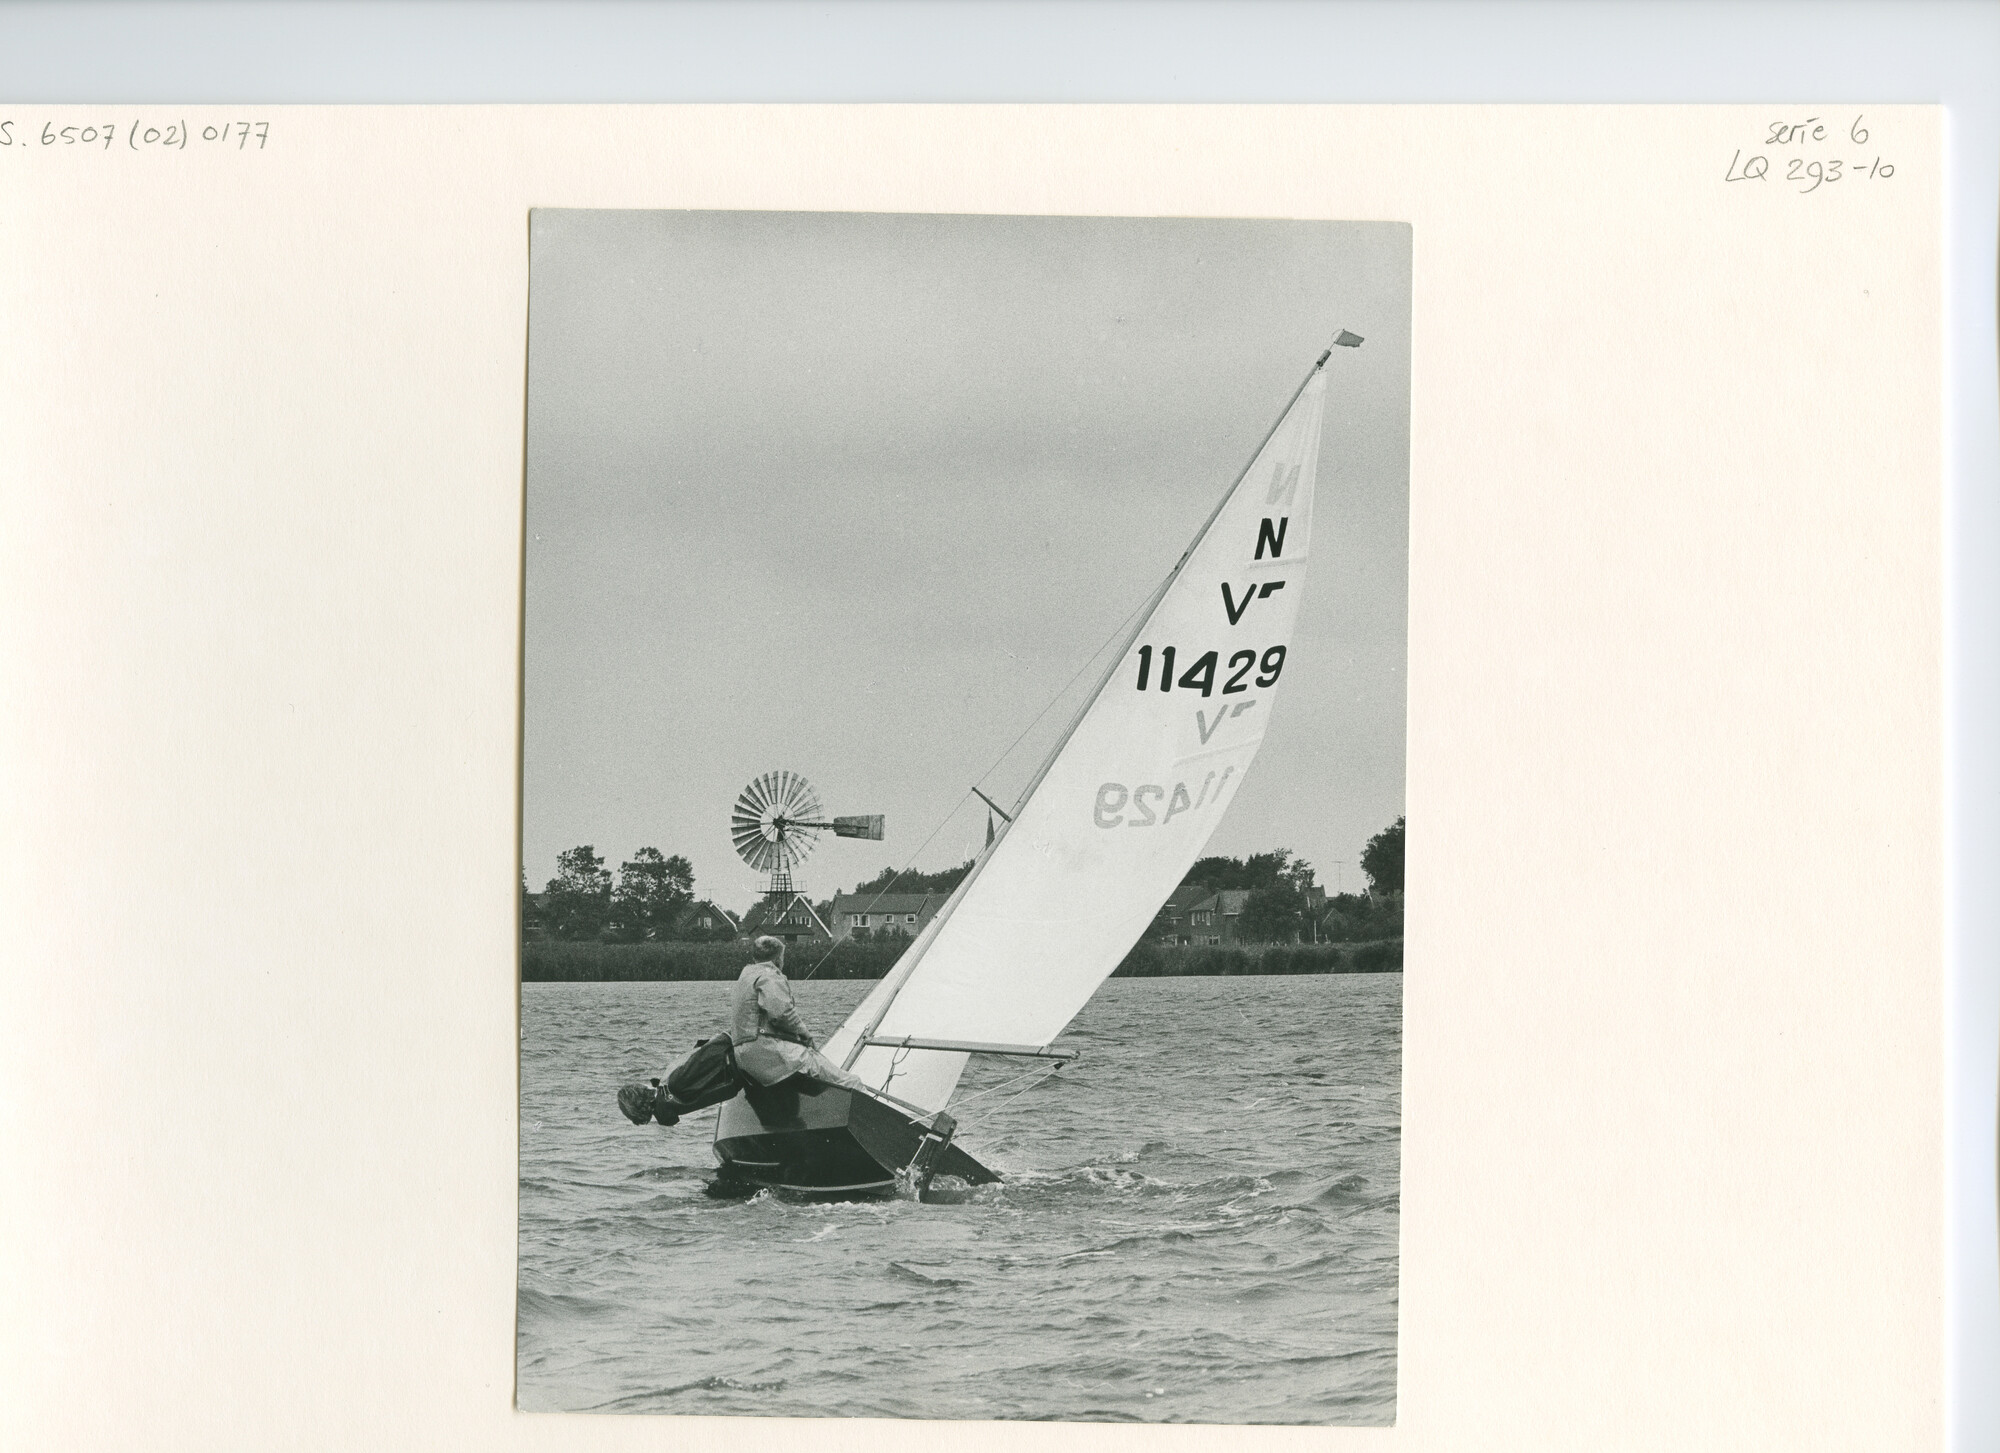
[1185,889,1254,945]
[827,891,948,942]
[738,892,833,946]
[679,898,739,937]
[1176,883,1333,945]
[1153,884,1213,945]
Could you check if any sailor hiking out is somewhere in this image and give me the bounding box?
[731,936,869,1093]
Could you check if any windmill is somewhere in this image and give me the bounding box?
[729,771,884,941]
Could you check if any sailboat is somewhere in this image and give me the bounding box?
[712,333,1361,1195]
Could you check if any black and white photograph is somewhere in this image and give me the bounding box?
[519,210,1412,1422]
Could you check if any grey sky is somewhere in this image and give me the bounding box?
[525,211,1410,910]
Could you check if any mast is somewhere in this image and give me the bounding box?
[841,342,1345,1067]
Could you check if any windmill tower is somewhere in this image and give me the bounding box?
[729,770,883,942]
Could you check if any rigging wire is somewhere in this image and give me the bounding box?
[971,592,1149,804]
[792,591,1148,986]
[947,1059,1072,1130]
[793,794,972,982]
[951,1059,1066,1110]
[952,1056,1064,1112]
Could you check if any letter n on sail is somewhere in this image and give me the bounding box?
[1256,516,1288,560]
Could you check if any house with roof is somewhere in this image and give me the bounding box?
[1152,884,1213,944]
[1181,882,1335,945]
[1183,888,1254,945]
[677,898,739,938]
[738,892,833,946]
[827,891,949,942]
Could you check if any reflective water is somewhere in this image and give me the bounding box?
[518,973,1400,1423]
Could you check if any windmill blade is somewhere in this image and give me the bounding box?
[780,771,813,819]
[732,770,783,870]
[772,770,803,813]
[729,768,833,878]
[734,774,781,825]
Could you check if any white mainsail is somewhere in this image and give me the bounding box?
[822,346,1343,1116]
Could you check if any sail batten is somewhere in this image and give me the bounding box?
[825,349,1341,1113]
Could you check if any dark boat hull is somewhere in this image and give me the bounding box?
[712,1079,998,1194]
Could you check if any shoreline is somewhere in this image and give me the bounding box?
[520,938,1403,983]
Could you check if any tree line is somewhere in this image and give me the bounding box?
[522,936,1401,982]
[524,814,1405,947]
[1150,817,1405,945]
[521,845,734,944]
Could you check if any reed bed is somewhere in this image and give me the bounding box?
[521,937,1401,982]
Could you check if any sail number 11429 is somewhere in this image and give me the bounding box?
[1135,644,1285,696]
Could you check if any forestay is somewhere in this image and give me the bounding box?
[822,354,1337,1115]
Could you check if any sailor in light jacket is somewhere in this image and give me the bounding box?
[730,936,869,1093]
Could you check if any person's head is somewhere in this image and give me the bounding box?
[751,935,785,966]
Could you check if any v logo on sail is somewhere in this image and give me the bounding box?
[1197,700,1260,743]
[1221,580,1286,625]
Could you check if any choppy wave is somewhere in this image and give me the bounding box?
[886,1261,969,1288]
[518,974,1401,1423]
[518,1286,623,1320]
